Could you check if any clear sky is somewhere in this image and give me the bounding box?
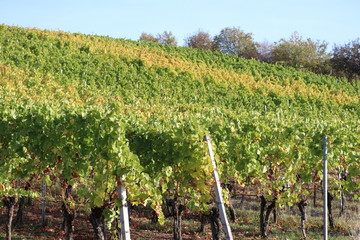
[1,0,359,48]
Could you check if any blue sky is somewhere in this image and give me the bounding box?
[1,0,359,48]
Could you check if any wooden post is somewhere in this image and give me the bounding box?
[204,135,233,240]
[117,179,131,240]
[323,136,328,240]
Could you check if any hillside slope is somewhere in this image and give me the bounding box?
[0,24,358,115]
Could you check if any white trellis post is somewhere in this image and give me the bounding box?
[323,136,328,240]
[117,178,131,240]
[204,135,233,240]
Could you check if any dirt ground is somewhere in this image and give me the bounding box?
[0,199,212,240]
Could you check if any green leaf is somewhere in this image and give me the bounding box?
[42,175,52,186]
[94,195,103,207]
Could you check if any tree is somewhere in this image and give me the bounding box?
[139,31,177,46]
[157,31,177,46]
[270,32,330,73]
[332,39,360,82]
[213,27,259,59]
[256,40,274,63]
[139,32,159,43]
[185,30,214,51]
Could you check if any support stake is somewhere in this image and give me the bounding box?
[117,178,131,240]
[204,135,233,240]
[323,136,328,240]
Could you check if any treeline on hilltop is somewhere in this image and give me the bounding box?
[140,27,360,82]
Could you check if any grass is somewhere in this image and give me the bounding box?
[224,193,358,240]
[344,209,360,240]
